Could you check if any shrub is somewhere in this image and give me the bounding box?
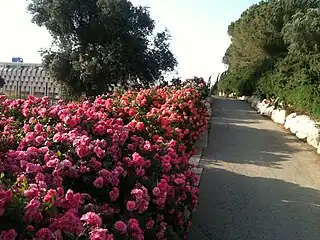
[0,86,208,240]
[182,77,210,100]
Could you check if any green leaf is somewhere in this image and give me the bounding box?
[57,150,62,157]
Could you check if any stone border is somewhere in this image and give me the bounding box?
[189,96,213,186]
[185,96,212,222]
[242,95,320,153]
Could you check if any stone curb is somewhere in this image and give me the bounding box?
[189,96,213,187]
[186,97,212,222]
[245,95,320,153]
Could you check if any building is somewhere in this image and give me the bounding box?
[0,62,61,99]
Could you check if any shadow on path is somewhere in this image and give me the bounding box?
[203,123,297,168]
[204,98,312,168]
[188,167,320,240]
[188,97,320,240]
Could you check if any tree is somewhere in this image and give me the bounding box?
[171,77,182,86]
[220,0,320,117]
[283,8,320,55]
[27,0,177,96]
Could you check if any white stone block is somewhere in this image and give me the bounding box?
[317,143,320,154]
[264,106,275,117]
[306,123,320,148]
[294,115,312,139]
[238,96,248,101]
[284,113,297,130]
[271,109,286,124]
[257,99,270,114]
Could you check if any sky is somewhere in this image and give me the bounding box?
[0,0,259,82]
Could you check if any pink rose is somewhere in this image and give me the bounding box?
[109,187,119,202]
[26,225,35,232]
[75,144,91,158]
[36,228,54,240]
[174,178,185,185]
[126,201,136,211]
[34,123,43,133]
[93,177,104,188]
[143,141,152,151]
[65,190,82,208]
[93,124,106,135]
[64,115,77,127]
[152,187,161,197]
[128,108,136,117]
[145,219,154,229]
[127,144,135,151]
[43,189,58,203]
[81,212,102,227]
[23,124,31,133]
[35,173,45,182]
[35,135,44,145]
[93,146,106,158]
[135,168,145,177]
[136,122,145,131]
[128,218,140,230]
[156,231,165,238]
[26,163,41,174]
[89,228,108,240]
[114,221,127,234]
[0,229,17,240]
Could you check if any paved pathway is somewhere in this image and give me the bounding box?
[188,97,320,240]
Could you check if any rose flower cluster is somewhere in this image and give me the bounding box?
[0,86,208,240]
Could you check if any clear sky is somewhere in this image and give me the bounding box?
[0,0,258,81]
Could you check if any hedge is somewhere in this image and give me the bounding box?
[0,85,209,240]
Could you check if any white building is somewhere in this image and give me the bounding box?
[0,62,60,99]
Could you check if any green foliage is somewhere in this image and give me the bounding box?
[27,0,177,97]
[209,74,219,95]
[171,77,182,87]
[217,69,256,96]
[221,0,320,117]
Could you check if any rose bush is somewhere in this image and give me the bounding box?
[181,77,210,101]
[0,86,208,240]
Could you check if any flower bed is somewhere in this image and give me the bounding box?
[0,86,208,240]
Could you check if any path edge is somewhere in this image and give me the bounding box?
[186,96,213,222]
